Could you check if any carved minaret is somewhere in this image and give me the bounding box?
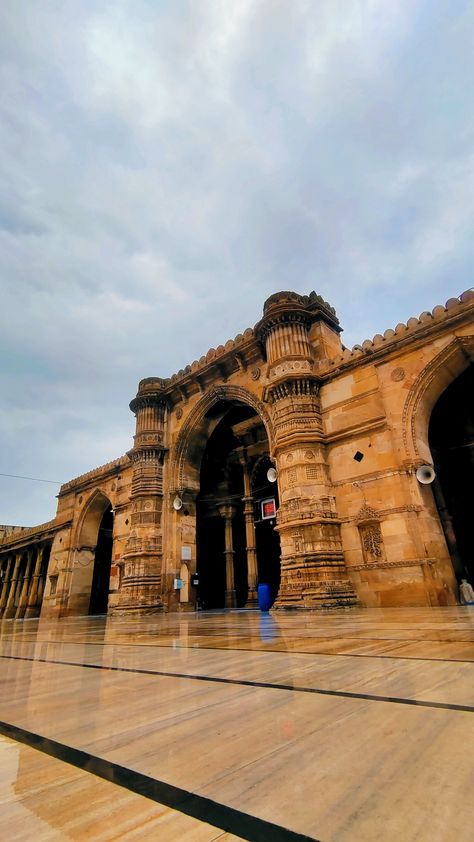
[115,378,168,612]
[256,292,357,609]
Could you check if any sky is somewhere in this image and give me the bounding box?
[1,0,474,525]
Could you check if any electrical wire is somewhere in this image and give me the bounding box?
[0,473,62,485]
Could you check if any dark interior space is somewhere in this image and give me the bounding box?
[196,402,280,609]
[89,505,114,615]
[429,364,474,584]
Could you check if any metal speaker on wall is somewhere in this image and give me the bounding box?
[267,467,277,483]
[173,495,183,511]
[415,465,436,485]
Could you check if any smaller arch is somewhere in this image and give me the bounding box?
[68,489,114,616]
[402,336,474,463]
[75,489,112,549]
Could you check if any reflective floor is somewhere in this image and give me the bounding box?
[1,607,473,841]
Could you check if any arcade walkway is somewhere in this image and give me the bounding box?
[0,607,473,841]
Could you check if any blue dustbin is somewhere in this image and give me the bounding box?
[257,583,273,612]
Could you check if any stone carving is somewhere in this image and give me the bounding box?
[391,367,406,382]
[288,469,298,486]
[361,523,383,560]
[356,503,380,523]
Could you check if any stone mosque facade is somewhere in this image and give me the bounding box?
[1,288,473,619]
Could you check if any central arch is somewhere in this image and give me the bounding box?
[171,386,274,495]
[170,388,280,610]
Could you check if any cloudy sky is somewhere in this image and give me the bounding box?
[1,0,473,525]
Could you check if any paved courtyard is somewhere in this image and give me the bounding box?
[0,606,473,841]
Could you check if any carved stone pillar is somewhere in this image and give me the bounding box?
[217,502,237,608]
[238,454,258,606]
[112,379,168,613]
[15,548,35,619]
[256,291,358,609]
[3,552,22,619]
[24,545,45,619]
[0,555,13,616]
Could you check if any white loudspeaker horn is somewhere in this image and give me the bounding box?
[173,495,183,511]
[267,467,277,483]
[415,465,436,485]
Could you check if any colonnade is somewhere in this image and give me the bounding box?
[215,456,259,609]
[0,543,50,620]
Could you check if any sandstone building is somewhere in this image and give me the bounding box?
[1,289,473,619]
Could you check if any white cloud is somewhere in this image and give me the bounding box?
[1,0,473,522]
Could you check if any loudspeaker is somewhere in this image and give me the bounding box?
[415,465,436,484]
[267,467,277,483]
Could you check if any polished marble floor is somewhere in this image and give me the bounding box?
[0,606,473,841]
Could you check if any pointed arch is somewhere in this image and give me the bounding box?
[402,335,474,463]
[170,385,273,493]
[75,489,112,549]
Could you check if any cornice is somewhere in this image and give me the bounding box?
[133,330,264,410]
[348,557,436,572]
[322,289,473,378]
[0,518,70,552]
[58,455,130,496]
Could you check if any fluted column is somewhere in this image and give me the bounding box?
[3,552,22,619]
[24,545,45,619]
[15,548,35,619]
[217,503,237,608]
[256,291,358,609]
[0,555,13,616]
[112,378,168,613]
[238,454,258,606]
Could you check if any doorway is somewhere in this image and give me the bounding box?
[89,505,114,615]
[195,401,281,609]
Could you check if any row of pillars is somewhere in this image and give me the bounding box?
[217,458,259,608]
[0,544,50,620]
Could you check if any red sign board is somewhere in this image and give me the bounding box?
[261,498,276,520]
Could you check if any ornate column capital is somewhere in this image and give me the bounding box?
[216,502,238,520]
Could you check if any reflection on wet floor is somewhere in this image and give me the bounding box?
[0,607,473,841]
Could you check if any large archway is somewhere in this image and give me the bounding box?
[69,491,114,616]
[174,395,281,610]
[429,364,474,587]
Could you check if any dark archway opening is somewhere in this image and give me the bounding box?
[252,456,281,599]
[196,401,280,610]
[89,505,113,615]
[429,365,474,586]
